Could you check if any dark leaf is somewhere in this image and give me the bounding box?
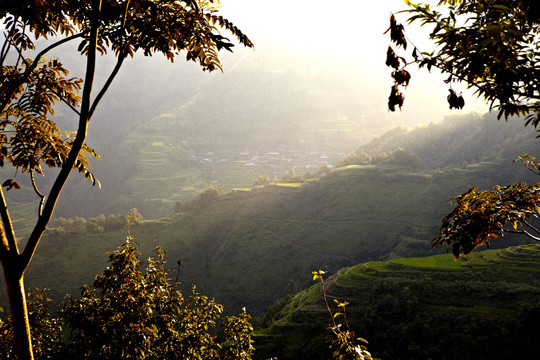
[388,84,405,112]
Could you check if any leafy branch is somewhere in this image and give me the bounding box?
[433,182,540,259]
[385,1,539,123]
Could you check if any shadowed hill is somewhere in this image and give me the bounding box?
[10,158,539,316]
[255,244,540,360]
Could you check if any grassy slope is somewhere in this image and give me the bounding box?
[256,244,540,360]
[6,160,537,316]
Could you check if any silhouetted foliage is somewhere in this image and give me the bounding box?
[388,0,539,122]
[434,182,540,259]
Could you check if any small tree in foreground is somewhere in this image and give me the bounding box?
[63,237,254,360]
[312,270,376,360]
[0,238,255,359]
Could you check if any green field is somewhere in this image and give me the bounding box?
[255,244,540,360]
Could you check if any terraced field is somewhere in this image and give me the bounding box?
[121,113,208,204]
[255,244,540,360]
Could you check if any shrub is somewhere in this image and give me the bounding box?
[0,239,254,360]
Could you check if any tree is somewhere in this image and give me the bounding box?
[0,289,66,359]
[187,184,223,210]
[62,238,254,360]
[0,239,255,359]
[386,1,540,258]
[253,174,271,188]
[337,151,371,167]
[386,0,539,123]
[281,168,304,183]
[0,1,252,358]
[433,181,540,259]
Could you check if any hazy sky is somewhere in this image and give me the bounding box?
[218,0,489,127]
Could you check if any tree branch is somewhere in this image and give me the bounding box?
[522,229,540,241]
[1,31,86,115]
[0,186,18,255]
[14,27,26,69]
[89,0,131,118]
[47,86,81,117]
[0,18,17,68]
[20,0,103,273]
[89,50,126,118]
[503,228,540,241]
[4,33,83,116]
[29,171,45,217]
[523,219,540,235]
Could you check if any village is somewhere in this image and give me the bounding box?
[184,136,344,185]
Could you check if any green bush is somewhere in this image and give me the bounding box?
[0,239,254,360]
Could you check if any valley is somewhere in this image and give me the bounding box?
[1,110,540,359]
[2,2,539,359]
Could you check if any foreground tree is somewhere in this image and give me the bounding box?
[63,238,254,360]
[0,289,66,359]
[0,1,252,358]
[0,239,254,359]
[385,1,540,258]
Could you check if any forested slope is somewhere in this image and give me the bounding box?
[3,112,539,316]
[255,244,540,360]
[9,157,538,315]
[360,113,536,169]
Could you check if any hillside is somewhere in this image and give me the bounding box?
[39,42,394,220]
[360,113,535,168]
[7,155,538,316]
[50,109,540,220]
[255,244,540,360]
[3,112,540,315]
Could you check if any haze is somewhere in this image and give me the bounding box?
[2,0,492,220]
[218,0,489,126]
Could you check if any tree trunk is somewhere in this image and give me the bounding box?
[3,264,33,360]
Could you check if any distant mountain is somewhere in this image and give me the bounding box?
[360,112,539,169]
[21,40,413,219]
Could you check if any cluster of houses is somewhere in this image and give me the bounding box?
[182,138,341,183]
[239,149,332,174]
